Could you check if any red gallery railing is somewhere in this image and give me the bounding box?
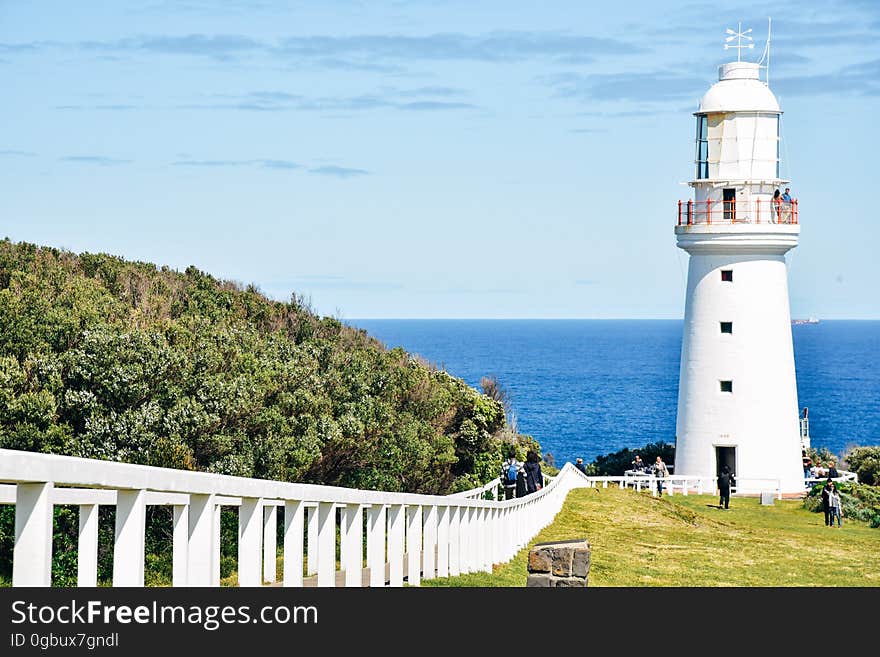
[677,199,799,226]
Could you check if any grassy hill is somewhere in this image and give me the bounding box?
[425,487,880,586]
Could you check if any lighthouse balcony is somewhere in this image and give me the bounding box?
[677,199,798,226]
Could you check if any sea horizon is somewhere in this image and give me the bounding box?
[347,319,880,466]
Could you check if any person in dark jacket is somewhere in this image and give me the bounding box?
[574,458,588,475]
[827,462,839,479]
[717,465,733,509]
[821,479,832,526]
[524,450,544,495]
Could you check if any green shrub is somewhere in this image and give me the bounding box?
[591,441,675,476]
[843,446,880,486]
[803,481,880,528]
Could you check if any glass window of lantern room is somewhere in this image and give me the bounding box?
[695,115,708,179]
[776,116,781,179]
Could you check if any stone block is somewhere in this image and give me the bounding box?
[554,577,587,587]
[527,538,591,586]
[528,549,552,573]
[572,548,591,578]
[550,547,574,576]
[527,574,552,587]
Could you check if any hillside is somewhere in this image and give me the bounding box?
[425,487,880,586]
[0,239,520,494]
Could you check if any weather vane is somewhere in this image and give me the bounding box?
[724,22,754,61]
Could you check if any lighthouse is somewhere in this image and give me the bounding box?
[673,27,804,495]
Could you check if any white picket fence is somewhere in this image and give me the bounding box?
[3,448,844,587]
[0,448,587,588]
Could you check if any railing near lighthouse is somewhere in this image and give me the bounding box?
[677,199,798,226]
[0,448,586,588]
[3,448,851,587]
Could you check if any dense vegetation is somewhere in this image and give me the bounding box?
[0,239,535,584]
[843,446,880,486]
[586,440,675,475]
[804,481,880,527]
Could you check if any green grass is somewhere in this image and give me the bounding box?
[423,487,880,587]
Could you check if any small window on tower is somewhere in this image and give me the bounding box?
[721,270,733,282]
[720,380,733,393]
[695,115,708,179]
[720,322,733,334]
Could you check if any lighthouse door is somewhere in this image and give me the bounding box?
[723,188,736,222]
[715,446,736,479]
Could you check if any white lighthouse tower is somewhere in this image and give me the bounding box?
[673,26,804,495]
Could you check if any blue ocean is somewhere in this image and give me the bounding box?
[349,320,880,466]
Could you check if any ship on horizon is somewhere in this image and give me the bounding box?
[792,317,820,325]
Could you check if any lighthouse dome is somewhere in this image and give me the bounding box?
[698,61,780,113]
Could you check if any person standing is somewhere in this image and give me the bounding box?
[574,458,588,475]
[524,450,544,495]
[827,462,839,479]
[821,479,832,526]
[782,187,792,202]
[653,455,670,496]
[500,449,524,500]
[717,465,733,510]
[772,189,782,223]
[828,482,843,527]
[802,451,813,484]
[631,455,645,472]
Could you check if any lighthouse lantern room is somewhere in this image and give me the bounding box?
[673,24,805,495]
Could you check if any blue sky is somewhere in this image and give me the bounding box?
[1,0,878,319]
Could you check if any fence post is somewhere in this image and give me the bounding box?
[343,504,363,588]
[13,482,54,587]
[436,506,450,578]
[306,505,318,576]
[367,504,386,587]
[114,489,146,587]
[492,507,502,565]
[238,497,263,587]
[422,505,437,581]
[212,504,221,586]
[316,502,336,587]
[406,505,422,586]
[283,500,304,587]
[263,504,278,584]
[387,504,405,587]
[78,504,99,587]
[172,504,188,586]
[480,507,492,573]
[187,494,215,586]
[448,507,461,577]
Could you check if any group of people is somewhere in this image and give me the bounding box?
[771,186,794,223]
[499,449,544,500]
[802,451,840,482]
[629,455,670,488]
